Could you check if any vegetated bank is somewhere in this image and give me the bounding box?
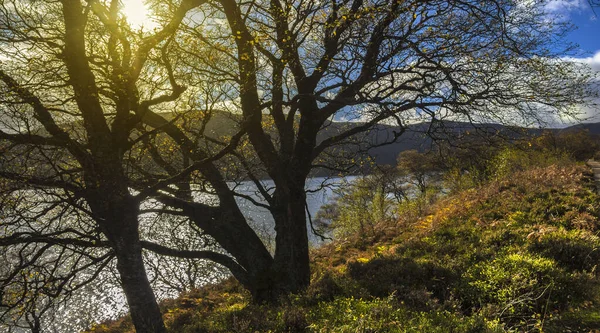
[89,137,600,333]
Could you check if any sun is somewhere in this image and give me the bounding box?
[121,0,157,30]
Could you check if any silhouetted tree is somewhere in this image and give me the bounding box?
[0,0,597,331]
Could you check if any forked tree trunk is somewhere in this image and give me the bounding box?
[218,186,311,304]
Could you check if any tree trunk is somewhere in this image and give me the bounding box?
[268,185,311,300]
[185,191,277,303]
[114,241,166,333]
[26,313,41,333]
[204,185,311,304]
[92,193,167,333]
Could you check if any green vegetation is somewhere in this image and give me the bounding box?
[89,134,600,332]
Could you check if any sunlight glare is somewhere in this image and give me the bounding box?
[121,0,157,30]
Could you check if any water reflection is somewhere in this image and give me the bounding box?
[0,177,351,332]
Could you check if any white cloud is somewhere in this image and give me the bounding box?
[544,0,587,12]
[574,50,600,71]
[556,51,600,126]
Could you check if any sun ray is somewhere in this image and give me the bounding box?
[121,0,157,30]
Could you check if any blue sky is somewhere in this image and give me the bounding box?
[550,0,600,65]
[542,0,600,124]
[567,10,599,57]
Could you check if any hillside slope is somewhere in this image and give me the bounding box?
[90,162,600,333]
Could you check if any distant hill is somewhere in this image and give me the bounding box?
[27,110,600,172]
[560,122,600,135]
[353,121,600,166]
[181,111,600,168]
[332,121,549,166]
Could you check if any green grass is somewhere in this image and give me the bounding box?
[88,162,600,333]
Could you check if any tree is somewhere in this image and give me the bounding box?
[313,168,401,242]
[531,129,600,161]
[0,0,597,332]
[397,149,443,196]
[0,1,216,331]
[162,0,596,301]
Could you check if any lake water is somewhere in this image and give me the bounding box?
[0,177,353,333]
[231,176,355,246]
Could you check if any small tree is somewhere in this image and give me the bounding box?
[532,129,600,161]
[397,150,444,197]
[315,170,400,241]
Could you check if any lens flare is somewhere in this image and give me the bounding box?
[121,0,157,30]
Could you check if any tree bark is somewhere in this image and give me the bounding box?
[107,209,166,333]
[245,190,310,304]
[89,186,167,333]
[269,185,311,299]
[186,194,277,302]
[183,184,312,304]
[114,238,166,333]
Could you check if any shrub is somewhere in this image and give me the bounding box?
[347,257,459,310]
[461,252,567,330]
[316,175,398,243]
[529,228,600,272]
[487,148,572,181]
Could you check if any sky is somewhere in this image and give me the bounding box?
[551,0,600,62]
[545,0,600,124]
[119,0,599,126]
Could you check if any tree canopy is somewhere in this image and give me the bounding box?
[0,0,597,331]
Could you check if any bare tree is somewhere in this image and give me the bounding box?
[0,1,216,331]
[147,0,597,302]
[0,0,597,331]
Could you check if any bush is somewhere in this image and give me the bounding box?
[316,175,399,243]
[532,130,600,161]
[347,257,458,310]
[528,228,600,271]
[462,252,557,311]
[487,148,571,181]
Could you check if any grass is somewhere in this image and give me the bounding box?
[87,162,600,332]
